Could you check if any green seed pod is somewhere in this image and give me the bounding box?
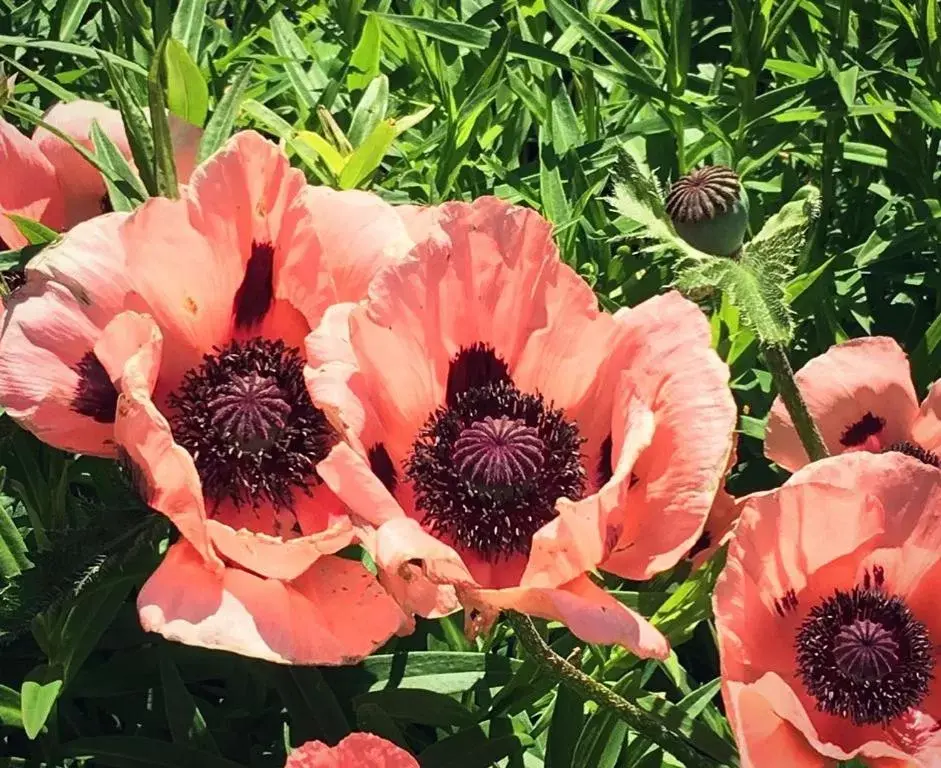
[665,165,747,257]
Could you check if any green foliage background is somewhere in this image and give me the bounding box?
[0,0,940,765]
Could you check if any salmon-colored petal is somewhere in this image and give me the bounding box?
[765,337,919,471]
[317,442,406,528]
[525,387,656,589]
[138,540,407,665]
[911,379,941,454]
[282,186,413,322]
[205,485,355,581]
[0,117,64,247]
[0,281,118,455]
[119,196,232,387]
[779,451,941,549]
[183,130,312,347]
[393,203,446,246]
[346,196,617,465]
[305,304,383,452]
[26,212,130,326]
[689,486,741,571]
[599,293,736,580]
[168,114,202,184]
[745,673,913,763]
[34,100,129,227]
[470,574,669,659]
[286,733,419,768]
[723,680,832,768]
[97,311,218,566]
[714,473,886,682]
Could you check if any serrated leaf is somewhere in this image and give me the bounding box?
[148,35,179,197]
[91,120,148,210]
[607,148,712,263]
[98,54,158,195]
[196,63,252,163]
[0,496,31,579]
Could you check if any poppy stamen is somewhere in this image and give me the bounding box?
[406,345,585,561]
[168,337,336,511]
[796,584,933,725]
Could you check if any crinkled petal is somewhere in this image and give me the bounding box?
[526,387,655,588]
[138,540,407,665]
[766,337,919,471]
[0,117,64,247]
[469,574,669,659]
[0,281,116,455]
[911,379,941,455]
[205,485,355,581]
[281,186,413,324]
[34,100,129,227]
[742,673,914,763]
[345,196,618,465]
[599,292,736,580]
[286,733,419,768]
[723,680,836,768]
[97,311,218,565]
[26,212,130,326]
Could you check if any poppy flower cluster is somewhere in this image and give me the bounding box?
[714,337,941,767]
[0,117,738,668]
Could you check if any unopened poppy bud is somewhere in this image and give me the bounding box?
[666,165,747,257]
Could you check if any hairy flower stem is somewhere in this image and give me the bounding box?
[761,342,829,462]
[506,612,734,768]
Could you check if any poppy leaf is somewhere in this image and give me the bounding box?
[97,53,157,195]
[196,63,252,164]
[171,0,207,60]
[90,119,148,210]
[147,34,179,198]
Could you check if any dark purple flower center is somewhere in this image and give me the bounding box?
[453,416,545,485]
[406,345,585,561]
[796,581,933,725]
[168,337,335,512]
[833,619,900,681]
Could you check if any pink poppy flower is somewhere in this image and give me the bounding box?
[286,734,418,767]
[766,336,941,473]
[0,100,201,249]
[307,197,737,658]
[715,451,941,766]
[0,130,416,663]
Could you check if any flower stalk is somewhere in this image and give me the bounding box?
[761,342,829,462]
[506,612,736,768]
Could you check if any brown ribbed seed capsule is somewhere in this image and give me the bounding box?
[665,165,747,257]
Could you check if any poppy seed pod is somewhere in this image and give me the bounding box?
[666,165,748,257]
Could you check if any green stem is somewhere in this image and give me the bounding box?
[506,612,731,767]
[761,342,829,462]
